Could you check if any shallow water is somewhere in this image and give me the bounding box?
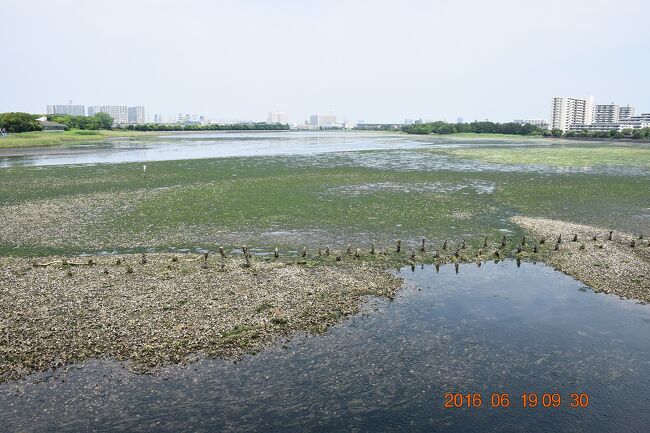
[0,132,424,167]
[1,261,649,432]
[1,132,644,177]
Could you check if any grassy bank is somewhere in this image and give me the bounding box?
[0,129,163,148]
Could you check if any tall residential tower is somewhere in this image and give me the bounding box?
[550,96,594,132]
[128,106,146,124]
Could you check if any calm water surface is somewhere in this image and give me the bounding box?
[0,132,425,167]
[1,261,649,432]
[1,132,642,177]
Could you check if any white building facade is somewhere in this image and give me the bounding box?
[594,104,620,124]
[46,104,85,116]
[128,106,146,124]
[619,105,635,119]
[309,114,337,128]
[550,96,594,132]
[88,106,129,124]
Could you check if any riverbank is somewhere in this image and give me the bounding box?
[512,216,650,302]
[0,130,165,148]
[413,132,650,143]
[432,132,545,139]
[0,253,401,382]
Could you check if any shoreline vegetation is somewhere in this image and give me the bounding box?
[0,111,291,148]
[401,120,650,141]
[2,128,649,150]
[0,129,167,148]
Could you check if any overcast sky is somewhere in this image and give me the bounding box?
[1,0,648,123]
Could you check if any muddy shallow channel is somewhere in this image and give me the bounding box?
[1,261,649,432]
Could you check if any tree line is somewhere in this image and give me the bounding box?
[0,112,115,133]
[402,121,545,136]
[0,112,290,133]
[401,120,650,140]
[115,123,290,131]
[562,128,650,140]
[49,113,114,130]
[0,112,43,133]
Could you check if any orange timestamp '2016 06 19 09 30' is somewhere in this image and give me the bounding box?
[443,392,590,409]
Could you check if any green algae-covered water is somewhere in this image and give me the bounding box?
[0,132,647,257]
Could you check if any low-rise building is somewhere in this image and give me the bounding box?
[570,113,650,132]
[514,119,549,129]
[36,116,66,131]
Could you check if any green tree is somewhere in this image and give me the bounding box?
[94,112,114,130]
[0,112,42,133]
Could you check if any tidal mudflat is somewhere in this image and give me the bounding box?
[2,262,649,432]
[0,253,400,382]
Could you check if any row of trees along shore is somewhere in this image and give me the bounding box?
[0,112,113,132]
[401,120,650,140]
[0,112,290,133]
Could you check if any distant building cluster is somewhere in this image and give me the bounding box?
[177,113,206,125]
[309,114,337,128]
[46,104,85,117]
[514,119,549,129]
[44,104,355,129]
[289,113,344,130]
[550,96,647,132]
[267,112,288,124]
[46,102,145,125]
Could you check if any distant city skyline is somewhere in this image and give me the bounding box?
[2,0,649,123]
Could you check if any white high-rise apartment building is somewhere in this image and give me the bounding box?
[267,112,288,124]
[128,106,146,124]
[46,104,85,116]
[88,106,128,124]
[619,105,635,119]
[550,96,594,132]
[594,104,620,124]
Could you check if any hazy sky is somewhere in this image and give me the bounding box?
[1,0,649,123]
